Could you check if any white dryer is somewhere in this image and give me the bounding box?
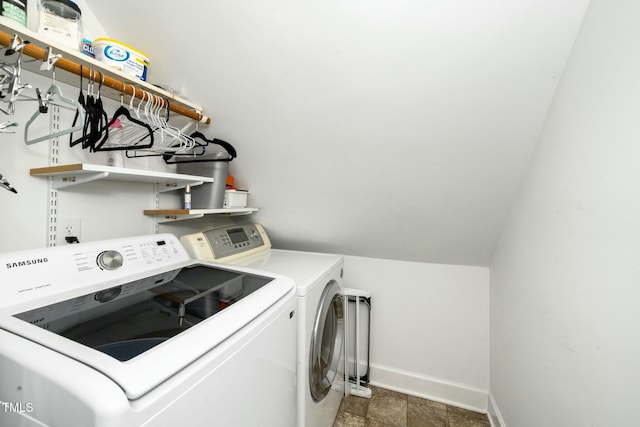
[181,224,345,427]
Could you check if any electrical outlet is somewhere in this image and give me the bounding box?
[57,218,81,245]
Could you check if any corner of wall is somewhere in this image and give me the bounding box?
[487,392,506,427]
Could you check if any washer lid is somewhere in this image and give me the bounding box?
[0,255,295,400]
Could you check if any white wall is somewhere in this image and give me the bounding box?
[83,0,589,266]
[0,72,51,250]
[344,255,489,410]
[490,0,640,425]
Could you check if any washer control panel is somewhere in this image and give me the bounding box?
[180,224,272,263]
[0,234,191,308]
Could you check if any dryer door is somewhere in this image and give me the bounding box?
[309,280,344,402]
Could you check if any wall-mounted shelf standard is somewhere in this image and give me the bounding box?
[0,16,210,123]
[30,163,214,191]
[144,208,259,223]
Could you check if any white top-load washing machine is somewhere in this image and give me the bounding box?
[0,233,297,427]
[181,224,346,427]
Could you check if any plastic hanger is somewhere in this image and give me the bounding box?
[0,41,33,115]
[69,65,86,147]
[163,134,236,164]
[193,132,237,159]
[88,73,110,151]
[71,68,97,149]
[94,84,155,151]
[24,68,85,145]
[134,90,163,145]
[127,121,202,159]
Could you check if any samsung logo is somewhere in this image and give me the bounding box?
[6,258,49,269]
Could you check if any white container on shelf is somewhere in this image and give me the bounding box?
[224,190,249,209]
[93,37,150,81]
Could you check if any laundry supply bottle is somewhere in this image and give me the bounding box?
[184,185,192,210]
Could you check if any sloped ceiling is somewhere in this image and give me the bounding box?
[84,0,590,266]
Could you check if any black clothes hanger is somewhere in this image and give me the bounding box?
[69,70,109,151]
[190,132,237,159]
[162,135,236,164]
[90,75,109,151]
[71,68,94,149]
[69,65,85,148]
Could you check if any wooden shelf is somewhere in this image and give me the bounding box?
[30,164,258,222]
[144,208,259,223]
[30,163,214,191]
[0,17,210,123]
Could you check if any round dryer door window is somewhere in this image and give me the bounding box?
[309,280,344,402]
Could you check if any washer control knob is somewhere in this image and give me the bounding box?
[97,250,124,270]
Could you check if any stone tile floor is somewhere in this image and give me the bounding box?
[333,385,490,427]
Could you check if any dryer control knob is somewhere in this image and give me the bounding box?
[97,250,124,270]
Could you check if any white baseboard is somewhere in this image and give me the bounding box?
[368,363,489,413]
[487,392,506,427]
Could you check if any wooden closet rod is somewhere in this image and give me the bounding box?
[0,31,211,124]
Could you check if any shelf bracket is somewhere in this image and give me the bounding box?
[158,180,204,193]
[51,172,109,189]
[156,213,206,224]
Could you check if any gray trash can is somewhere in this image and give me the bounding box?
[177,153,231,209]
